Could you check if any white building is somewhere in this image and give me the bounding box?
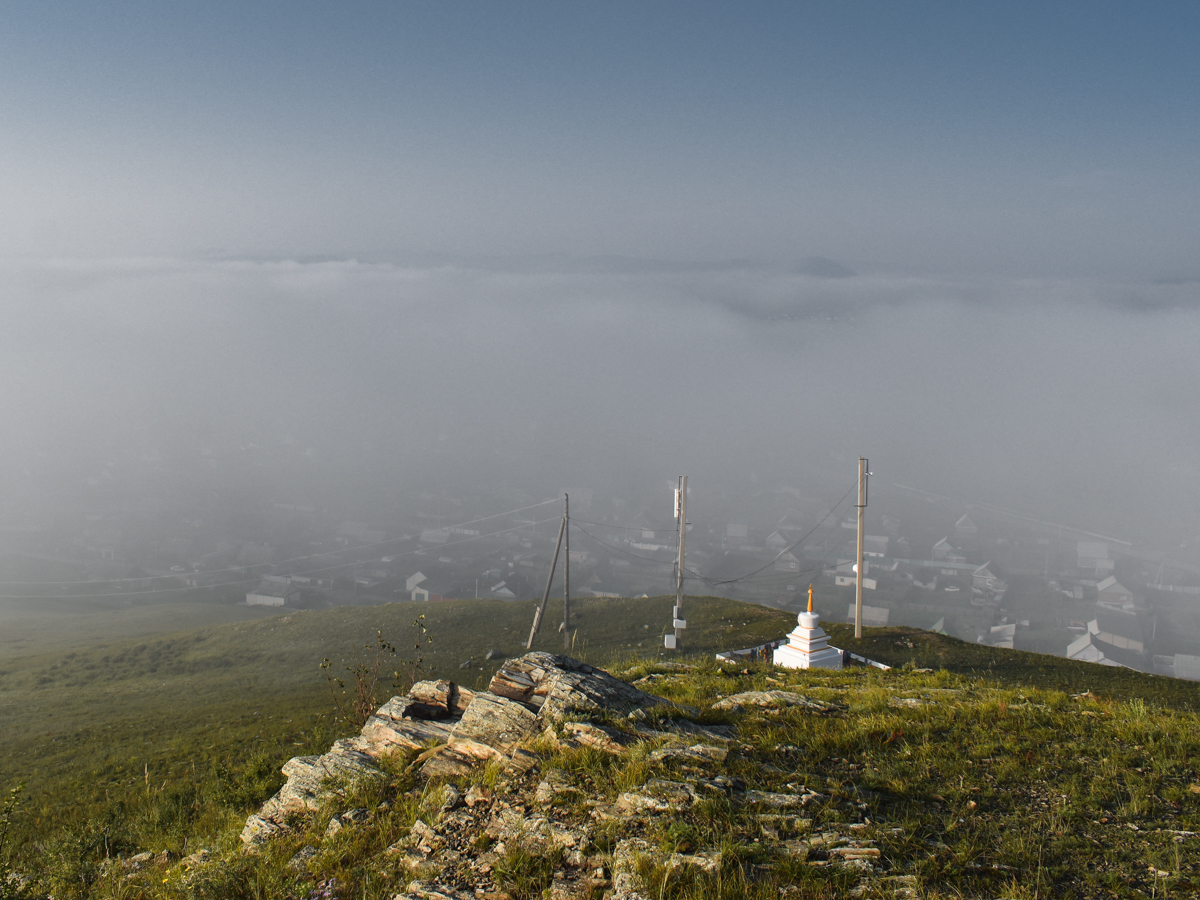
[247,579,299,607]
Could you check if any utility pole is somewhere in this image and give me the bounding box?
[668,475,688,651]
[527,494,567,650]
[855,457,868,638]
[561,494,571,650]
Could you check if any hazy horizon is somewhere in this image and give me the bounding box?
[2,2,1199,566]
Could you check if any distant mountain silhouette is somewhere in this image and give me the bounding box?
[794,256,856,278]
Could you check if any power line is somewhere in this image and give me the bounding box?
[710,482,857,586]
[571,524,677,567]
[572,519,839,593]
[572,485,855,591]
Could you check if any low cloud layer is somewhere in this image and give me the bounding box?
[2,257,1198,549]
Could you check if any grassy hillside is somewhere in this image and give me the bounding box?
[0,598,279,662]
[4,601,1200,898]
[0,595,791,815]
[829,625,1200,711]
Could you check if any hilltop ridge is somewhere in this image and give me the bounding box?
[8,643,1200,898]
[5,602,1200,897]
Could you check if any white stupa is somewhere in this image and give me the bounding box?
[774,585,843,670]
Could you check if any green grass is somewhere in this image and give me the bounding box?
[0,598,278,662]
[593,661,1200,899]
[6,599,1200,898]
[830,624,1200,710]
[0,595,792,891]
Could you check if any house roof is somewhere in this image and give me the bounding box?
[1089,635,1149,672]
[1067,632,1148,672]
[933,537,952,549]
[1089,609,1143,644]
[249,580,297,598]
[973,562,994,577]
[1096,576,1130,594]
[956,515,976,528]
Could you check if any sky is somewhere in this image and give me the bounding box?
[2,2,1199,276]
[1,3,1200,558]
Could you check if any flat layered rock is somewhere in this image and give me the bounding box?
[649,744,729,766]
[633,718,735,743]
[560,721,635,754]
[408,680,474,716]
[487,652,668,719]
[712,691,838,713]
[418,738,506,779]
[450,693,539,749]
[418,693,539,777]
[419,654,670,777]
[616,779,699,813]
[240,742,384,844]
[244,682,470,844]
[361,707,454,753]
[743,788,827,809]
[394,881,476,900]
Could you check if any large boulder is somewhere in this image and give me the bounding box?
[421,652,669,778]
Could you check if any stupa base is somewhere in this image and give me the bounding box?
[773,642,844,670]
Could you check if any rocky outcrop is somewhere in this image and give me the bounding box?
[242,654,669,844]
[240,739,385,843]
[242,652,891,900]
[486,652,671,720]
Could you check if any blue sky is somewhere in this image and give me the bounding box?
[2,2,1198,275]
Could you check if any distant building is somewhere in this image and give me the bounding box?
[774,551,800,573]
[985,623,1016,649]
[972,562,998,591]
[725,522,750,548]
[1173,655,1200,681]
[1095,576,1135,612]
[1087,609,1145,653]
[863,535,889,558]
[1077,541,1114,576]
[846,604,889,627]
[765,531,790,548]
[247,579,299,607]
[932,538,954,561]
[833,560,875,589]
[407,571,450,602]
[487,580,517,599]
[955,514,978,539]
[1066,629,1148,671]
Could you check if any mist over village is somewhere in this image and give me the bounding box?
[5,258,1200,674]
[3,4,1200,899]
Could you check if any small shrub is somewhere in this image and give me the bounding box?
[0,784,27,900]
[494,842,560,900]
[320,618,432,727]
